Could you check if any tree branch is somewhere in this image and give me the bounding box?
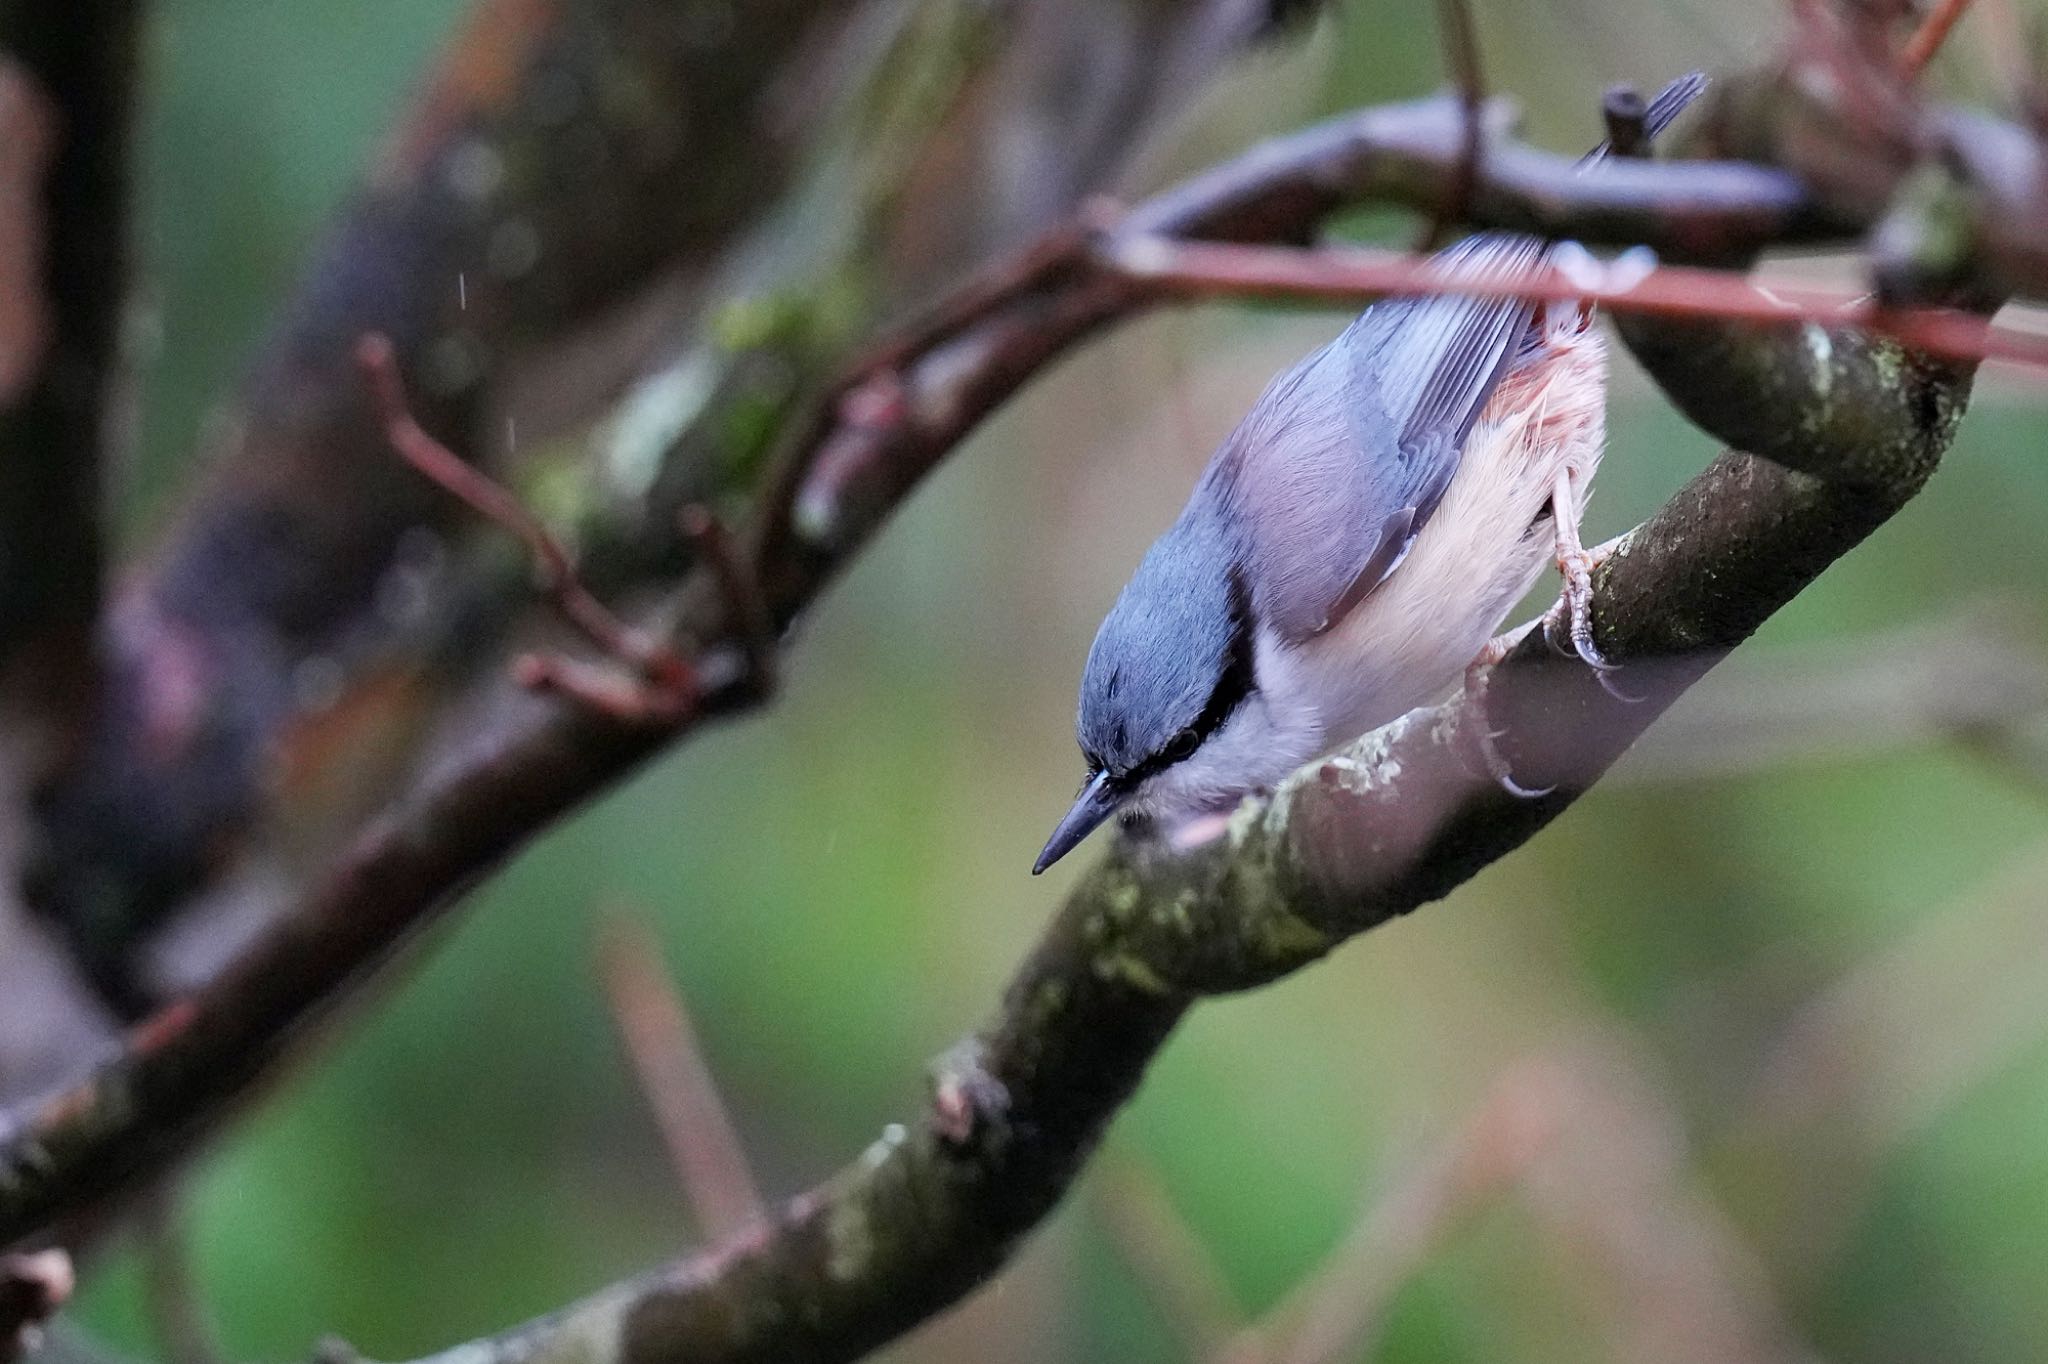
[356,310,1971,1364]
[355,332,699,711]
[1095,234,2048,366]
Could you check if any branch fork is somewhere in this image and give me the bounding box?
[356,333,783,724]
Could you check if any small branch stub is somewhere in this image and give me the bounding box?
[0,1250,73,1364]
[929,1041,1012,1152]
[1601,85,1650,157]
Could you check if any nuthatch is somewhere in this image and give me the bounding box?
[1035,75,1705,874]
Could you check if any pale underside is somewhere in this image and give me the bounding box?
[1133,315,1609,821]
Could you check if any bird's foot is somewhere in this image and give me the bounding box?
[1541,537,1609,670]
[1540,533,1643,702]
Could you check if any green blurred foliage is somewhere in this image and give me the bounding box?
[72,0,2048,1361]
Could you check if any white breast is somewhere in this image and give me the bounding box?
[1125,317,1609,823]
[1291,317,1609,754]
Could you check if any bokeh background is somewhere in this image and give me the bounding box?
[64,0,2048,1360]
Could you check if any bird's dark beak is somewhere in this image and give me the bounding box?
[1033,770,1124,875]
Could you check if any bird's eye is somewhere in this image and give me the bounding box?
[1165,728,1199,761]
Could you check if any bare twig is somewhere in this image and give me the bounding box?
[1096,235,2048,370]
[1899,0,1977,77]
[137,1197,224,1364]
[596,915,762,1242]
[508,656,693,726]
[1091,1152,1248,1360]
[356,333,697,715]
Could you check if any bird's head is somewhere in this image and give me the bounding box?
[1034,513,1263,874]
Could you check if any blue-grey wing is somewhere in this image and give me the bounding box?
[1209,232,1545,643]
[1201,72,1707,643]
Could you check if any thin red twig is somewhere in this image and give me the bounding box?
[1099,234,2048,370]
[596,914,763,1242]
[355,333,698,712]
[1900,0,1977,77]
[508,655,691,724]
[790,193,2039,544]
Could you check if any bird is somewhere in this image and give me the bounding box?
[1033,74,1706,875]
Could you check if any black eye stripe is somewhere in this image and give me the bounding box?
[1125,571,1255,783]
[1194,569,1257,738]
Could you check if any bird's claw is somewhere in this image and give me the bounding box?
[1487,740,1557,799]
[1593,664,1647,704]
[1541,543,1645,703]
[1463,649,1556,800]
[1542,548,1609,670]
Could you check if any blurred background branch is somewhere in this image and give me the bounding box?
[0,2,137,701]
[595,912,762,1243]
